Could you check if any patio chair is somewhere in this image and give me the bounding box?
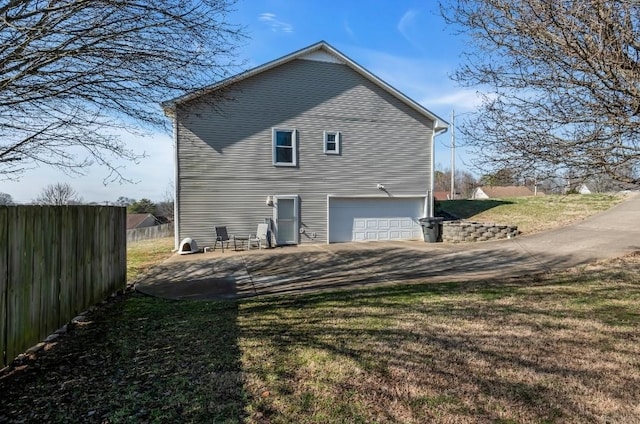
[213,226,236,252]
[248,223,269,250]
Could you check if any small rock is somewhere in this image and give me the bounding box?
[55,325,68,334]
[72,315,87,323]
[87,410,96,417]
[25,342,45,354]
[44,333,60,342]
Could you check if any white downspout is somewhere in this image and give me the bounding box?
[173,114,180,251]
[426,122,448,217]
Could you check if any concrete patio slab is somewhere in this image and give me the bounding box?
[135,193,640,300]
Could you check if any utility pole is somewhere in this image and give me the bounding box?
[450,109,455,200]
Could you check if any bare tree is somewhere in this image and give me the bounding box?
[440,0,640,185]
[35,182,82,205]
[434,169,449,193]
[1,0,244,182]
[0,192,14,205]
[434,166,478,198]
[478,168,519,187]
[156,182,175,221]
[114,196,136,207]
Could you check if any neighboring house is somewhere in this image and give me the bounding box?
[578,183,592,194]
[472,186,542,199]
[127,213,159,230]
[161,41,448,246]
[434,191,452,201]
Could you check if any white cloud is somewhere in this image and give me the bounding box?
[398,10,419,38]
[353,48,443,93]
[343,20,355,39]
[397,9,422,49]
[420,90,487,113]
[346,46,489,121]
[259,12,293,34]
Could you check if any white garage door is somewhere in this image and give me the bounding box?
[328,197,424,243]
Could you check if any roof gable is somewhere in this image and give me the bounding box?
[478,186,536,198]
[161,41,448,131]
[300,49,343,64]
[127,213,157,229]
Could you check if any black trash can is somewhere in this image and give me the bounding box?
[419,217,444,243]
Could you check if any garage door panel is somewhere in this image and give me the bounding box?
[329,197,424,243]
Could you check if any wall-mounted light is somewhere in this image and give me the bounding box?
[376,184,385,190]
[266,195,274,206]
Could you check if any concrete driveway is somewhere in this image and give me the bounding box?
[135,193,640,300]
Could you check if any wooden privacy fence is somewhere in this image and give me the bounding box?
[0,206,126,367]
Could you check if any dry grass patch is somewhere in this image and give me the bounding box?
[0,296,246,423]
[440,193,624,234]
[238,253,640,423]
[126,236,174,282]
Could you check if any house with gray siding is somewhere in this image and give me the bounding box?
[162,41,448,248]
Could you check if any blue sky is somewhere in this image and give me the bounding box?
[2,0,478,204]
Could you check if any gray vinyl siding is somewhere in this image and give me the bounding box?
[176,58,434,246]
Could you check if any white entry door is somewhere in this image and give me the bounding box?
[274,195,299,245]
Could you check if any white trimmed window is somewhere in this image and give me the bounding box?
[323,131,340,155]
[272,128,297,166]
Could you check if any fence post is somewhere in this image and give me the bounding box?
[0,207,7,367]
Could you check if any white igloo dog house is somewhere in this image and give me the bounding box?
[178,238,199,255]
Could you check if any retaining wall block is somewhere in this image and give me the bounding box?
[442,221,519,243]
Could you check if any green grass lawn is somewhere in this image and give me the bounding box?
[438,193,624,234]
[1,253,639,423]
[126,237,175,282]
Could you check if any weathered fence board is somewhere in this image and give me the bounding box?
[1,206,126,367]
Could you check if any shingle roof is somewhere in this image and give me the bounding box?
[434,191,451,201]
[479,186,539,198]
[126,213,157,230]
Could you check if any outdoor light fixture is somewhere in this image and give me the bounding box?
[376,184,385,190]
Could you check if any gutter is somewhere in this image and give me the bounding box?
[425,122,449,218]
